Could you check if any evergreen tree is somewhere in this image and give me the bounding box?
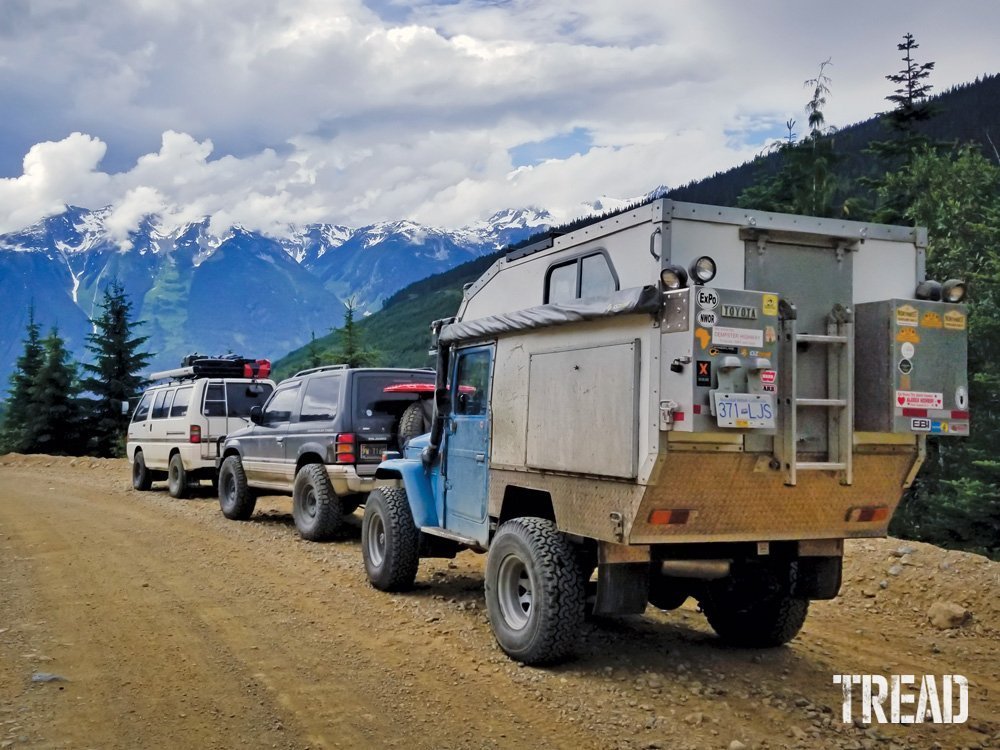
[0,306,44,453]
[23,328,82,456]
[80,280,152,457]
[738,60,844,217]
[882,145,1000,558]
[331,296,380,368]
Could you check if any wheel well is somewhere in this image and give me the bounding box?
[222,447,241,460]
[133,446,143,459]
[296,452,324,474]
[169,447,180,459]
[497,485,556,526]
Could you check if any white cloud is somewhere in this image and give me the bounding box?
[0,0,997,236]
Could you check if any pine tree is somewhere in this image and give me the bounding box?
[23,328,82,456]
[0,306,44,453]
[80,280,152,457]
[738,60,844,217]
[331,296,380,368]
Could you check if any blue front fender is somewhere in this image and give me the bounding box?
[376,457,440,528]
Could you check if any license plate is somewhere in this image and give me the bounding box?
[712,392,775,429]
[359,443,385,461]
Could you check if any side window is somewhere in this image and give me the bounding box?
[544,252,618,303]
[261,384,300,426]
[546,261,577,304]
[301,376,341,422]
[454,350,491,416]
[226,382,273,418]
[151,389,171,419]
[170,386,193,418]
[204,384,226,417]
[132,392,152,423]
[580,253,617,298]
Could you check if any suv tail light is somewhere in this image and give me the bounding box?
[190,425,202,444]
[335,433,356,464]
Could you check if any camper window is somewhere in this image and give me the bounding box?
[170,386,193,418]
[544,251,618,303]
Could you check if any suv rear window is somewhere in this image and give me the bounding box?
[352,372,435,431]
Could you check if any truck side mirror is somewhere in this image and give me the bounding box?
[249,406,263,424]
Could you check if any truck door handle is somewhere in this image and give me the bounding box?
[475,453,486,463]
[276,437,285,443]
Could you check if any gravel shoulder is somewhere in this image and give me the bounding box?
[0,454,997,750]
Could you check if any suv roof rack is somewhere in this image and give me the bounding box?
[292,364,349,378]
[150,356,271,382]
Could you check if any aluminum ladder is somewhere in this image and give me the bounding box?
[777,302,854,486]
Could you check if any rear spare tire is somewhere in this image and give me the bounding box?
[702,595,809,647]
[397,400,431,448]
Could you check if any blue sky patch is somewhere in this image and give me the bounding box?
[509,127,593,168]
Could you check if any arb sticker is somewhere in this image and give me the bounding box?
[896,391,943,409]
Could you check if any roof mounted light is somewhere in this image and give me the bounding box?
[942,279,967,303]
[660,265,688,290]
[689,256,717,284]
[915,279,942,301]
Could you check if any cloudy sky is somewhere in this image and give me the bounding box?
[0,0,997,237]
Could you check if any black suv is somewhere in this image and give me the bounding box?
[217,366,435,540]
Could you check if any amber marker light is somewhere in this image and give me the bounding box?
[648,509,693,525]
[846,506,889,523]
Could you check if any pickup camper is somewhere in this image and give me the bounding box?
[361,200,970,664]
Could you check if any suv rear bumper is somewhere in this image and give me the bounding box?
[326,464,384,495]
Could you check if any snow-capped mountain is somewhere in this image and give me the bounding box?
[0,206,552,389]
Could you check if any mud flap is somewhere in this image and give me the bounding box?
[791,556,842,600]
[594,562,649,615]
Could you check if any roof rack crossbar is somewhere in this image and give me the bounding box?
[292,364,349,378]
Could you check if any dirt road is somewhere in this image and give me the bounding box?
[0,455,997,750]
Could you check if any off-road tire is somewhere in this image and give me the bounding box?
[167,453,189,499]
[702,595,809,647]
[218,455,257,521]
[132,451,152,491]
[362,487,420,591]
[292,464,343,541]
[485,517,585,665]
[398,400,431,448]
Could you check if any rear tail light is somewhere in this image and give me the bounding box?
[335,433,356,464]
[846,505,889,523]
[190,425,202,444]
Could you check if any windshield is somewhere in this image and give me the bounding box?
[352,371,435,432]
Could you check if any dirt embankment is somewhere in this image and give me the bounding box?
[0,453,997,750]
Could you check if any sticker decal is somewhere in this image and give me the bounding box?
[695,328,711,349]
[955,386,968,409]
[896,304,919,326]
[696,310,717,328]
[910,418,932,432]
[764,325,777,344]
[696,360,712,387]
[708,345,738,356]
[898,358,913,375]
[944,310,967,330]
[950,422,970,435]
[921,310,943,329]
[712,326,764,348]
[697,288,719,310]
[931,421,950,434]
[896,327,921,344]
[760,369,777,385]
[762,294,779,317]
[896,390,944,409]
[901,342,915,359]
[721,304,758,320]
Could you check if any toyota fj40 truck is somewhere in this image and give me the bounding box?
[361,199,970,665]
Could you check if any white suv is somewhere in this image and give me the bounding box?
[127,357,275,498]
